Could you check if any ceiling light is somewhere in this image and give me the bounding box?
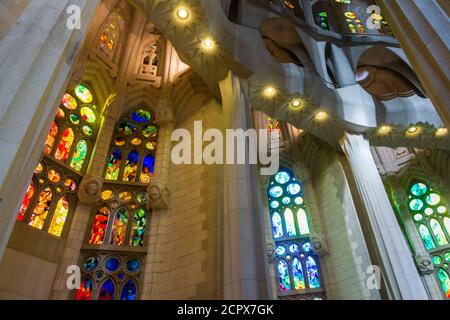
[291,99,303,109]
[378,125,392,135]
[176,7,190,21]
[315,111,328,121]
[407,126,419,134]
[264,86,276,97]
[202,38,214,50]
[436,127,448,137]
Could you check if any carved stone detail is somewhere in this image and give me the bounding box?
[310,232,328,257]
[104,92,125,121]
[78,175,104,205]
[147,183,169,209]
[414,252,435,276]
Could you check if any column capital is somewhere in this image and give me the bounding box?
[155,104,174,126]
[414,252,434,276]
[78,175,103,205]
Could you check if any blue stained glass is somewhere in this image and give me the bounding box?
[126,258,141,272]
[98,279,115,300]
[289,243,300,254]
[272,212,283,239]
[277,259,291,291]
[131,110,152,123]
[105,257,120,272]
[306,257,321,289]
[409,199,424,211]
[270,201,279,209]
[143,155,155,174]
[287,183,301,196]
[410,183,427,196]
[275,171,291,184]
[118,273,125,280]
[82,256,99,272]
[292,257,306,290]
[303,242,312,252]
[269,186,283,198]
[120,280,137,300]
[276,246,286,256]
[127,150,139,163]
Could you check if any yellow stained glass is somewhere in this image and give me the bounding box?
[75,85,93,104]
[29,188,52,230]
[101,190,113,201]
[48,196,70,237]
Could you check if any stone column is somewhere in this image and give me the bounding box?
[375,0,450,127]
[219,72,268,300]
[50,97,121,300]
[339,132,428,300]
[0,0,99,263]
[141,103,173,299]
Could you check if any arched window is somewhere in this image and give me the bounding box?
[407,180,450,299]
[75,253,143,301]
[16,84,99,237]
[104,109,158,183]
[267,168,324,299]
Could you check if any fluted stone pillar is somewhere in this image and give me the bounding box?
[340,132,428,300]
[50,98,121,299]
[141,104,173,299]
[0,0,99,263]
[220,72,268,299]
[376,0,450,127]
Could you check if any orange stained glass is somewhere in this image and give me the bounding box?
[89,207,110,245]
[44,122,58,155]
[28,188,53,230]
[48,169,61,183]
[17,183,35,222]
[62,93,77,110]
[54,128,74,161]
[110,208,128,246]
[48,196,70,237]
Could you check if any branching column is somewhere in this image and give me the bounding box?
[50,97,121,300]
[220,72,268,299]
[340,132,428,300]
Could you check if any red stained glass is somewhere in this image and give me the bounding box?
[75,278,93,300]
[28,188,53,230]
[54,128,74,161]
[89,207,110,245]
[17,183,35,222]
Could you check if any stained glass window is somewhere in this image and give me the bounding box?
[17,161,79,236]
[406,180,450,299]
[407,181,450,251]
[130,208,147,247]
[89,207,110,245]
[16,83,98,238]
[110,208,128,246]
[104,108,158,183]
[267,167,323,298]
[99,23,119,56]
[77,252,143,300]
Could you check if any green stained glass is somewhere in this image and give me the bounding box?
[426,193,441,206]
[419,224,436,250]
[130,208,147,247]
[430,219,448,246]
[282,197,291,205]
[142,125,158,138]
[275,171,290,184]
[83,125,93,136]
[294,197,304,205]
[75,85,93,103]
[409,199,424,211]
[136,192,147,205]
[433,256,442,266]
[444,252,450,262]
[70,140,88,171]
[437,269,450,298]
[413,214,423,222]
[70,114,80,125]
[410,183,427,196]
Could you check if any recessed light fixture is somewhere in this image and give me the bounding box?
[378,125,392,135]
[291,99,303,109]
[436,127,448,137]
[264,86,276,97]
[202,38,214,50]
[315,111,328,121]
[176,7,190,21]
[407,126,419,134]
